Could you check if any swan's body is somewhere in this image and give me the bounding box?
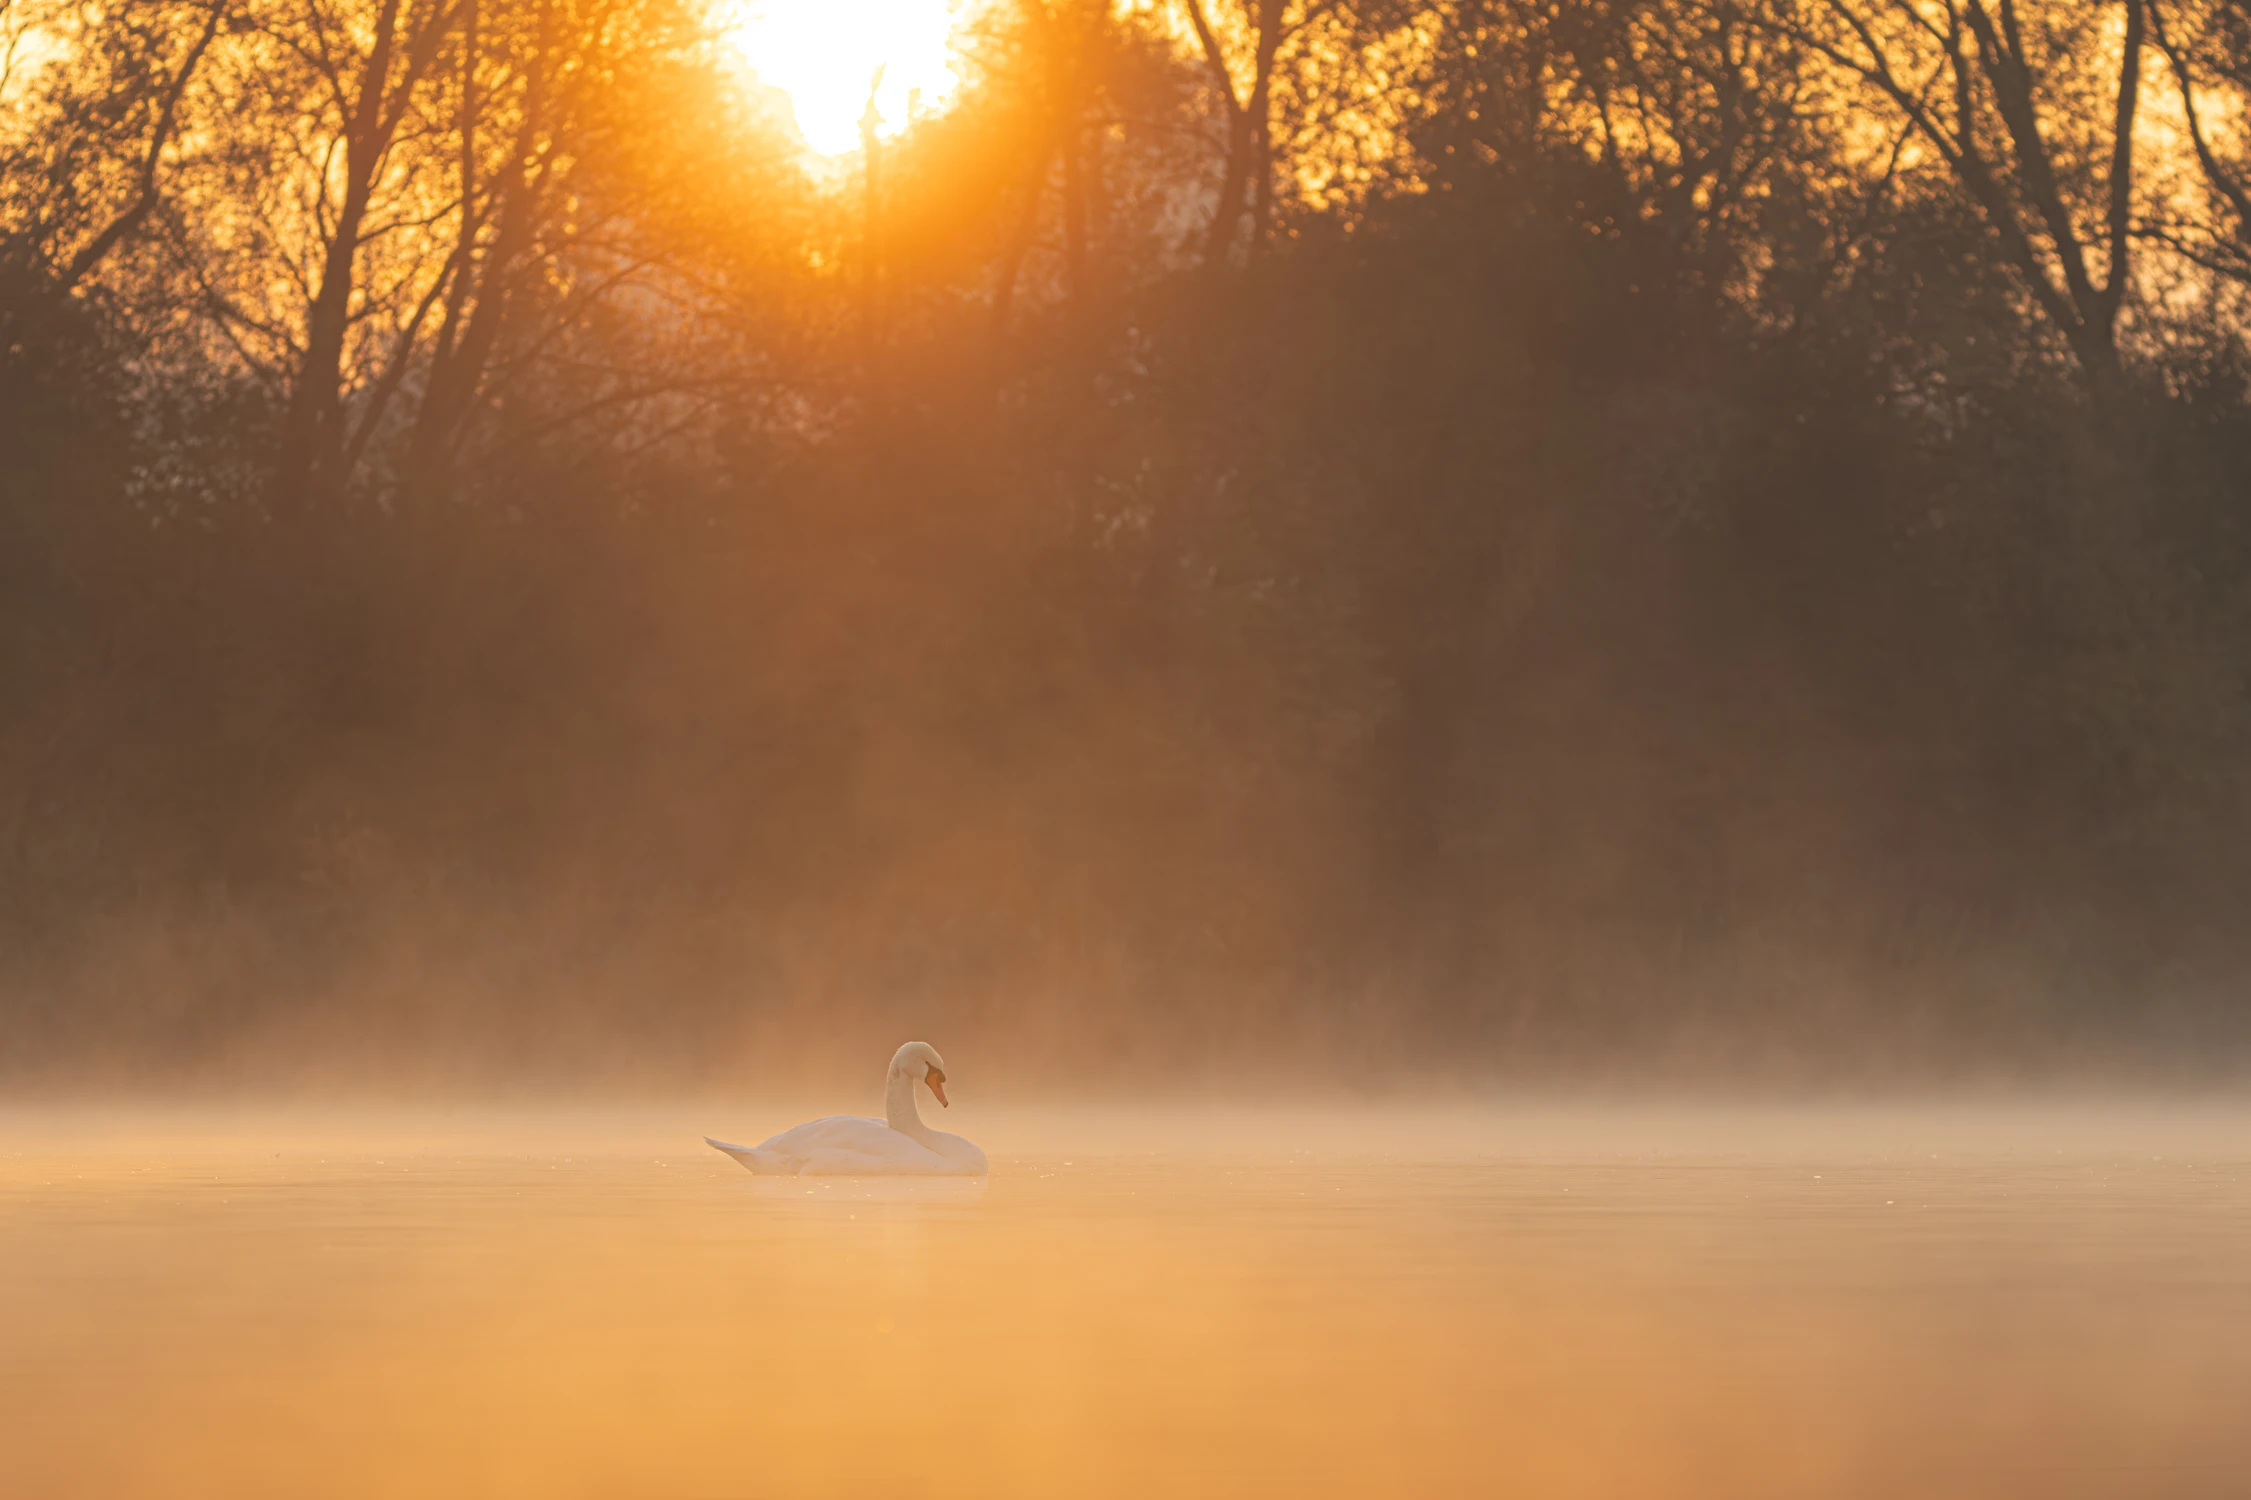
[707,1041,987,1177]
[708,1115,982,1176]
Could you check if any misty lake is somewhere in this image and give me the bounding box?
[3,1103,2248,1498]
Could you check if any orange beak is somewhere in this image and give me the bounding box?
[926,1070,949,1108]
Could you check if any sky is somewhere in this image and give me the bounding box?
[718,0,965,154]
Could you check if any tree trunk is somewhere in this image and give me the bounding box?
[271,0,457,508]
[1809,0,2144,416]
[990,154,1046,346]
[1062,118,1088,305]
[406,13,540,503]
[1189,0,1285,268]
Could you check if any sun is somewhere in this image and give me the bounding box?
[721,0,965,157]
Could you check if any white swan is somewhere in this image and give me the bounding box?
[706,1041,988,1176]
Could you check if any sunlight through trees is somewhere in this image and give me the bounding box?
[8,1,2251,1078]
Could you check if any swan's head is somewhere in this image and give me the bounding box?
[890,1040,951,1108]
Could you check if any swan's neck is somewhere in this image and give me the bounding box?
[884,1071,930,1139]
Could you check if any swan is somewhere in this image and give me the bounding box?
[706,1041,988,1176]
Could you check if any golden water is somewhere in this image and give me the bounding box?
[4,1103,2248,1498]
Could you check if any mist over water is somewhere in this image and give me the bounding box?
[6,1102,2248,1499]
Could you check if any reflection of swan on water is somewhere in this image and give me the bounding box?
[706,1041,988,1176]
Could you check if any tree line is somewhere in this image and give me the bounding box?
[5,1,2251,1084]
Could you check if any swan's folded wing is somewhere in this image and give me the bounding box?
[926,1132,989,1175]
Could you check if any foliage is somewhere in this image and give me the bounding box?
[4,0,2250,1082]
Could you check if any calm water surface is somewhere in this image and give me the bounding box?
[3,1103,2248,1498]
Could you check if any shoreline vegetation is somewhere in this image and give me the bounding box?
[6,1,2251,1085]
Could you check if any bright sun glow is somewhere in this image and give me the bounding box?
[721,0,964,156]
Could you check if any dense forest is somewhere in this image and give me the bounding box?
[5,0,2251,1089]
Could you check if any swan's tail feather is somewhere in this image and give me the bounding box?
[707,1136,768,1174]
